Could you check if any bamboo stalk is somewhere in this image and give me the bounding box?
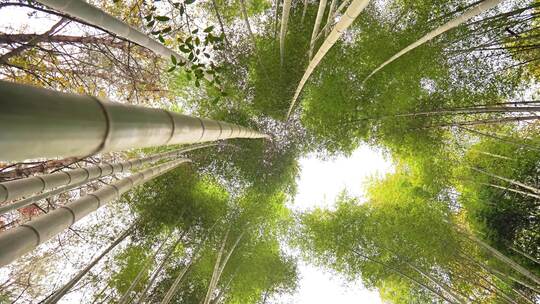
[44,223,135,304]
[0,158,190,267]
[138,236,183,303]
[362,0,502,84]
[279,0,292,66]
[287,0,371,118]
[308,0,328,60]
[0,81,267,162]
[33,0,214,82]
[118,233,171,304]
[0,143,217,207]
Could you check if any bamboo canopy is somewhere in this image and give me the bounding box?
[33,0,214,82]
[0,158,190,267]
[0,143,217,213]
[361,0,502,83]
[0,81,268,162]
[287,0,371,118]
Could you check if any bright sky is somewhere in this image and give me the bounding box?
[279,144,394,304]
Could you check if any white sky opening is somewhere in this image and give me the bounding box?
[280,144,394,304]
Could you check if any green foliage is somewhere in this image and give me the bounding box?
[127,166,229,235]
[109,245,150,295]
[454,125,540,273]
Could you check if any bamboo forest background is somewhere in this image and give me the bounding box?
[0,0,539,303]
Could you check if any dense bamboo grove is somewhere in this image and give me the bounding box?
[0,0,539,303]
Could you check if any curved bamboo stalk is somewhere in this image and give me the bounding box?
[118,234,171,304]
[469,166,540,194]
[509,247,540,266]
[467,234,540,285]
[0,158,190,267]
[204,231,244,304]
[312,0,350,43]
[287,0,371,118]
[208,232,244,304]
[0,81,268,162]
[279,0,293,66]
[138,236,183,303]
[481,182,540,200]
[308,0,328,59]
[0,143,217,208]
[351,249,457,303]
[301,0,308,23]
[33,0,214,82]
[361,0,502,84]
[203,229,230,304]
[324,0,337,37]
[160,221,220,304]
[44,223,135,304]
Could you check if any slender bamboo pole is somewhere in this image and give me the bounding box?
[301,0,308,23]
[138,236,183,303]
[287,0,371,118]
[469,166,540,194]
[308,0,328,60]
[324,0,337,37]
[481,182,540,200]
[351,249,457,303]
[0,81,267,162]
[0,143,217,208]
[467,234,540,285]
[206,232,244,304]
[160,220,220,304]
[312,0,351,43]
[279,0,292,66]
[44,223,136,304]
[33,0,214,82]
[118,233,171,304]
[203,229,230,304]
[0,158,190,267]
[361,0,502,84]
[509,246,540,265]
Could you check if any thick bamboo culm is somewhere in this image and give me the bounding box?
[32,0,215,82]
[287,0,371,118]
[0,81,268,162]
[0,143,217,210]
[0,158,190,267]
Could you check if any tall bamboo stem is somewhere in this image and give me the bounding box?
[0,158,190,267]
[0,143,217,208]
[362,0,502,84]
[33,0,214,82]
[0,81,267,162]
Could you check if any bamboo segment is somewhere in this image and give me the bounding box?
[0,81,267,162]
[33,0,213,82]
[287,0,371,118]
[0,143,217,208]
[0,158,189,267]
[325,0,337,37]
[361,0,502,83]
[279,0,292,66]
[308,0,328,60]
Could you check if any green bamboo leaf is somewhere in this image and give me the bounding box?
[203,25,214,33]
[171,55,177,65]
[185,0,195,4]
[167,66,176,72]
